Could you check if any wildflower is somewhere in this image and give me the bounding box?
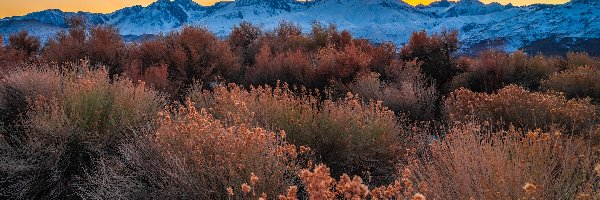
[226,187,234,196]
[412,193,426,200]
[250,173,259,185]
[241,183,251,193]
[523,183,536,193]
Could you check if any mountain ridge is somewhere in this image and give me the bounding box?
[0,0,597,54]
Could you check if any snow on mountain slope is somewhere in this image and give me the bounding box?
[0,0,597,52]
[464,0,600,51]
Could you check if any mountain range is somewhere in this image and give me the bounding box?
[1,0,598,55]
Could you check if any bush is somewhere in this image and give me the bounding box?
[349,62,438,120]
[164,26,240,93]
[565,52,598,69]
[465,50,512,93]
[509,52,559,90]
[87,26,127,76]
[42,23,87,64]
[411,125,597,199]
[542,65,600,101]
[189,83,406,183]
[0,66,62,146]
[444,85,597,134]
[121,99,307,199]
[2,63,165,199]
[7,31,40,60]
[246,44,314,87]
[229,22,263,68]
[315,43,372,87]
[400,30,459,90]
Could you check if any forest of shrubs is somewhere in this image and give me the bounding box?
[0,18,599,199]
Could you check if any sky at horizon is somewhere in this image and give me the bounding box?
[0,0,571,18]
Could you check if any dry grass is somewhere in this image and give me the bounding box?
[410,124,598,199]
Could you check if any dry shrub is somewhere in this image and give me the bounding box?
[136,99,306,199]
[509,51,559,90]
[411,125,597,199]
[400,30,459,89]
[542,65,600,101]
[0,66,62,146]
[349,62,438,120]
[445,85,597,134]
[165,26,240,87]
[8,63,165,199]
[316,43,372,87]
[190,83,405,182]
[87,26,126,76]
[565,52,599,69]
[42,23,87,64]
[467,50,512,93]
[247,44,313,86]
[229,22,263,68]
[7,31,40,60]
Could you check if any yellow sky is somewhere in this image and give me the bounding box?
[0,0,571,18]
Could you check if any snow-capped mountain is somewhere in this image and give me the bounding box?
[1,0,598,54]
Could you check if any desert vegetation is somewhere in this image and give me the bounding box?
[0,20,598,199]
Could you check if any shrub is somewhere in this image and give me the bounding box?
[247,44,314,87]
[411,125,597,199]
[400,30,459,90]
[127,99,307,199]
[315,43,372,87]
[229,22,263,68]
[542,65,600,101]
[444,85,597,133]
[466,50,512,93]
[189,83,406,183]
[509,52,559,90]
[87,26,127,76]
[349,63,438,120]
[164,26,240,93]
[0,66,62,146]
[7,31,40,60]
[8,63,165,199]
[42,22,87,64]
[565,52,598,69]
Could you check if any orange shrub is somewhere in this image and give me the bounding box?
[87,26,127,76]
[189,83,406,182]
[144,99,306,199]
[315,43,372,87]
[164,26,240,90]
[247,44,314,87]
[411,125,596,199]
[542,65,600,101]
[444,85,597,133]
[42,24,87,64]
